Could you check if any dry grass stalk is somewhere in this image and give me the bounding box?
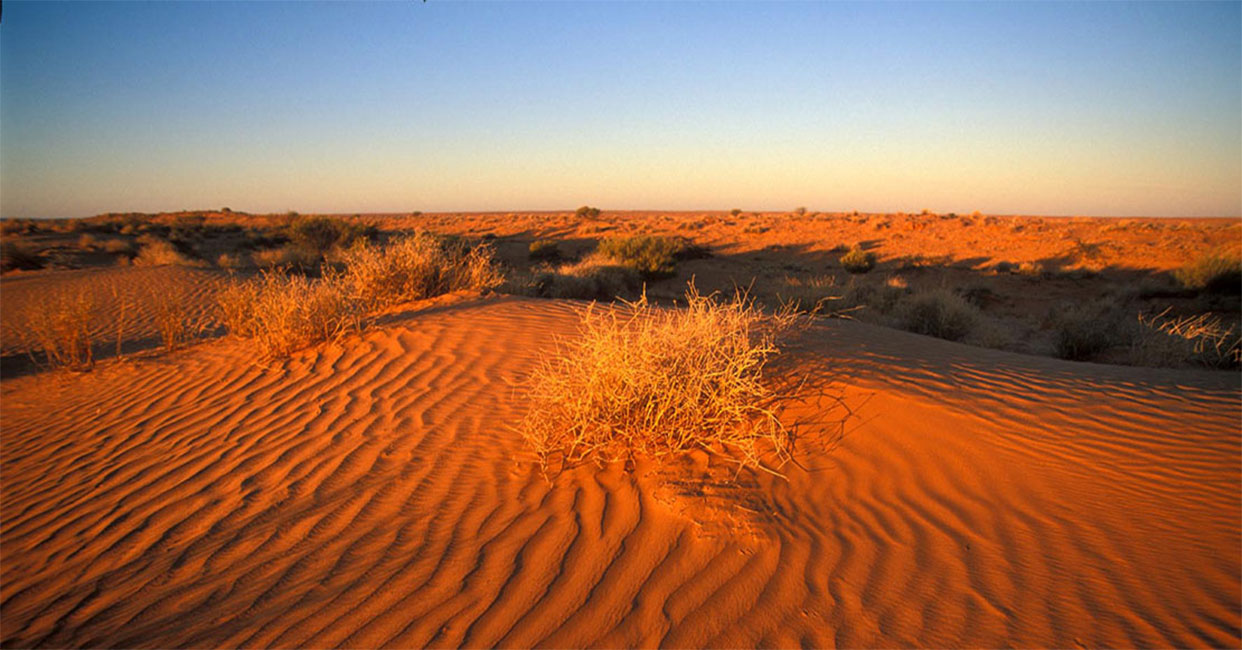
[19,288,96,371]
[520,283,803,479]
[1131,308,1241,369]
[148,286,195,353]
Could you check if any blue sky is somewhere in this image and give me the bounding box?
[1,1,1239,217]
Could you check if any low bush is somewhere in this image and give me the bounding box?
[1175,252,1242,294]
[529,239,561,262]
[1,241,45,271]
[899,288,979,341]
[839,247,877,274]
[1051,303,1122,361]
[133,237,200,267]
[530,253,642,300]
[575,205,601,219]
[101,238,136,256]
[18,288,96,370]
[597,235,700,279]
[217,270,363,359]
[842,278,906,315]
[253,244,319,270]
[521,284,802,477]
[286,215,376,257]
[338,231,502,310]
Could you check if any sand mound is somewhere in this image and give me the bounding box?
[1,265,227,372]
[2,297,1238,647]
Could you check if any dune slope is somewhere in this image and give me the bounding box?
[1,297,1238,648]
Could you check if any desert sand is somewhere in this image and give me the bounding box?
[2,243,1238,647]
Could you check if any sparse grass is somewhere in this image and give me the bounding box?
[18,288,96,371]
[1130,309,1240,369]
[529,239,561,262]
[778,275,843,314]
[217,270,363,359]
[339,231,502,310]
[1175,252,1242,294]
[899,288,979,341]
[1,241,45,271]
[839,247,877,274]
[596,235,698,280]
[520,284,802,478]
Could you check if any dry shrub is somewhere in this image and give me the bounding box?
[529,239,561,261]
[216,252,251,269]
[1052,303,1121,361]
[842,278,906,316]
[530,253,642,300]
[596,235,701,279]
[133,237,198,267]
[18,289,96,370]
[779,275,846,314]
[1,241,45,271]
[839,247,877,274]
[148,286,195,352]
[217,270,362,359]
[339,232,502,310]
[77,233,100,249]
[521,285,802,477]
[253,244,319,270]
[899,288,979,341]
[101,238,135,255]
[1130,309,1240,369]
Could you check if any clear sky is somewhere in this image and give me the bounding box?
[1,1,1239,218]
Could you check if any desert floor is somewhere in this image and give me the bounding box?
[2,211,1239,648]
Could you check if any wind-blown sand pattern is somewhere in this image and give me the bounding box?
[2,296,1238,648]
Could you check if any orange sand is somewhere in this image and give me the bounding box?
[2,294,1237,647]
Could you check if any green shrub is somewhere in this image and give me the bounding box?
[529,239,561,262]
[899,288,979,341]
[597,235,699,279]
[839,247,877,274]
[1175,253,1242,294]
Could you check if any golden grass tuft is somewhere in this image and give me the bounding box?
[18,288,96,371]
[217,270,362,359]
[338,232,502,310]
[520,284,802,478]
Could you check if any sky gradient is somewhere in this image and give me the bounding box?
[2,1,1239,218]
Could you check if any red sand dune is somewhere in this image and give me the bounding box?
[1,295,1238,648]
